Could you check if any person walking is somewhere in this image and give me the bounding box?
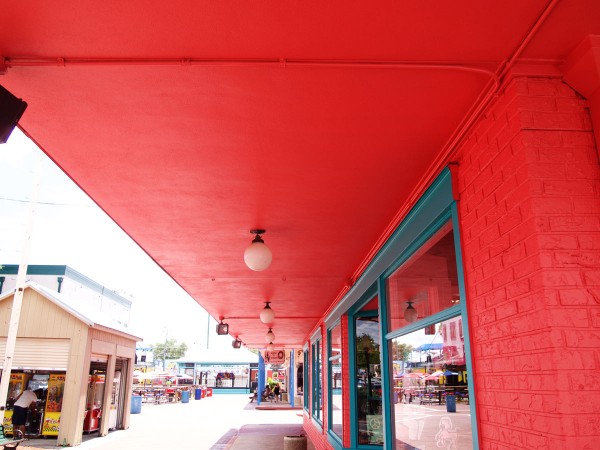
[12,388,38,439]
[273,383,280,402]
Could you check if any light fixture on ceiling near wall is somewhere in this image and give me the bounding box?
[232,337,242,349]
[216,318,229,335]
[404,301,418,323]
[260,301,275,323]
[266,342,275,352]
[244,229,272,271]
[265,328,275,343]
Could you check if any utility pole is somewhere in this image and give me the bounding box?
[0,153,42,410]
[163,328,168,371]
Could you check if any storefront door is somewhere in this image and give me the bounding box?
[354,302,383,446]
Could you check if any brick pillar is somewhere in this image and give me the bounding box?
[457,75,599,449]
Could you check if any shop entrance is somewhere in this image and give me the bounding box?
[84,358,128,434]
[353,299,383,446]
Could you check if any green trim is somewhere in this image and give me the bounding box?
[326,169,454,325]
[303,350,309,411]
[327,321,344,442]
[336,169,479,449]
[327,430,344,449]
[452,202,480,448]
[350,307,382,449]
[312,339,323,422]
[0,264,131,307]
[377,277,393,449]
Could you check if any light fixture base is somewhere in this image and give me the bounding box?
[250,229,266,235]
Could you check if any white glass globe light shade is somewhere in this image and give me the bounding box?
[404,302,418,323]
[244,241,272,271]
[267,342,275,352]
[265,329,275,343]
[260,303,275,323]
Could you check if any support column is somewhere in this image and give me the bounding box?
[257,352,265,406]
[99,354,116,437]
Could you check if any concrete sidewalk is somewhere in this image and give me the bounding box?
[21,394,314,450]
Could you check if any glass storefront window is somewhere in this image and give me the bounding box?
[355,314,383,445]
[387,222,460,330]
[391,317,473,449]
[312,340,322,422]
[329,323,343,438]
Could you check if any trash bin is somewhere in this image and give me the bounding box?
[284,435,307,450]
[446,394,456,413]
[195,388,202,400]
[181,390,190,403]
[131,395,142,414]
[206,388,213,397]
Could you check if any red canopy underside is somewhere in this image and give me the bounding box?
[1,0,598,347]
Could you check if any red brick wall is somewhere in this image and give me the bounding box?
[457,75,600,449]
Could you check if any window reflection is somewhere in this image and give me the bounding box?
[387,222,460,329]
[355,315,383,445]
[391,318,473,449]
[312,341,322,421]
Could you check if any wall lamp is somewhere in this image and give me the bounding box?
[0,84,28,144]
[232,337,242,349]
[216,318,229,335]
[260,301,275,324]
[244,229,272,271]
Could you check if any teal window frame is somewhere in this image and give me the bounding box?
[312,339,323,424]
[347,287,381,449]
[303,349,309,412]
[324,168,479,449]
[327,321,343,447]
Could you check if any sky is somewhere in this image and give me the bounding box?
[0,129,231,352]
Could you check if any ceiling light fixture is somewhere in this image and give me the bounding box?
[265,328,275,343]
[266,342,275,352]
[216,317,229,335]
[244,229,272,271]
[404,301,418,323]
[260,301,275,324]
[232,337,242,349]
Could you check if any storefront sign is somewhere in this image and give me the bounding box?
[263,350,285,364]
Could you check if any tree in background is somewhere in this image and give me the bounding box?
[151,339,188,370]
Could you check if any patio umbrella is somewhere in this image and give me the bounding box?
[402,372,424,379]
[424,371,444,381]
[171,374,193,380]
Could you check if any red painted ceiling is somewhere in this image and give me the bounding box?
[1,1,599,348]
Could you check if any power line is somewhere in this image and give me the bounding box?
[0,196,92,208]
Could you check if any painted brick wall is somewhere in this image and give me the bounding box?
[457,75,600,449]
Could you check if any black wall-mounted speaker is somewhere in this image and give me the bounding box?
[0,84,27,144]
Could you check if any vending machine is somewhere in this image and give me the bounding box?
[108,371,121,430]
[3,372,31,436]
[42,373,65,436]
[83,374,105,433]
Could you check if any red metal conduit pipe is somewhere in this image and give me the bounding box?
[2,56,497,81]
[340,0,561,298]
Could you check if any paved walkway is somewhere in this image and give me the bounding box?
[21,394,314,450]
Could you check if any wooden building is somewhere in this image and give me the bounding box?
[0,282,140,446]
